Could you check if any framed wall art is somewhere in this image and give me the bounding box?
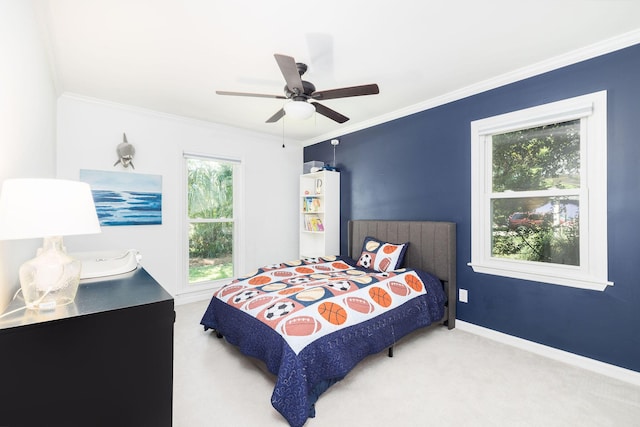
[80,169,162,226]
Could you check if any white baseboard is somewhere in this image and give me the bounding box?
[174,288,217,306]
[456,320,640,387]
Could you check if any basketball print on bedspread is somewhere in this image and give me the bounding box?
[405,273,424,292]
[295,266,315,275]
[247,274,272,286]
[331,261,351,270]
[317,301,348,325]
[369,286,392,308]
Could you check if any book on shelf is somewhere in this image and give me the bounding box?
[304,215,324,232]
[303,196,322,213]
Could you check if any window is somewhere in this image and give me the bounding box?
[469,91,612,290]
[183,154,239,289]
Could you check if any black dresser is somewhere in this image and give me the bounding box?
[0,267,174,427]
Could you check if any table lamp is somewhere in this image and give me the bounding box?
[0,178,101,310]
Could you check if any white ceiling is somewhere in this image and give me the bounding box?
[37,1,640,145]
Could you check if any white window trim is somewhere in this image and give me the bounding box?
[469,91,612,291]
[178,152,243,296]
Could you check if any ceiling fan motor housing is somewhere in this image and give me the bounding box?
[285,80,316,99]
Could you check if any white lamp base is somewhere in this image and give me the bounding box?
[19,236,81,310]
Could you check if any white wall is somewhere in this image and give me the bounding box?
[57,94,302,302]
[0,0,57,312]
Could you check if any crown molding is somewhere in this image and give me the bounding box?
[303,28,640,147]
[58,92,301,147]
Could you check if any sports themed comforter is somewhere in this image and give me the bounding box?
[200,255,446,427]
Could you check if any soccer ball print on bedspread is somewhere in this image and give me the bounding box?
[214,256,428,354]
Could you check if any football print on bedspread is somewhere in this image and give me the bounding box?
[281,315,322,336]
[218,284,244,298]
[387,281,410,296]
[385,273,423,297]
[243,294,280,314]
[343,296,375,314]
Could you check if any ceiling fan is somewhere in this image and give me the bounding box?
[216,54,379,124]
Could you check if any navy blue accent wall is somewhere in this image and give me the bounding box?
[305,43,640,372]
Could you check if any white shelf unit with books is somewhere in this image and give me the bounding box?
[299,170,340,258]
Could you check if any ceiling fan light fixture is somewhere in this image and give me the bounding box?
[284,100,315,120]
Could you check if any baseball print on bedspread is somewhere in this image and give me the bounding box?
[213,256,429,354]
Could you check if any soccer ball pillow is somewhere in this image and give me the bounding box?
[356,236,408,272]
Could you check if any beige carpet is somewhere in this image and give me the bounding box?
[174,300,640,426]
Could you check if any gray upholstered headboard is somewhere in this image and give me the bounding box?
[348,220,456,329]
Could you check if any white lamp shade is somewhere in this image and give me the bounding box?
[284,101,315,120]
[0,178,101,240]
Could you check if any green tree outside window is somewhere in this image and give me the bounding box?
[187,158,234,283]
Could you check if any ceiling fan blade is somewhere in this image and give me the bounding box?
[266,108,286,123]
[216,90,286,99]
[311,102,349,123]
[274,54,304,94]
[312,84,379,100]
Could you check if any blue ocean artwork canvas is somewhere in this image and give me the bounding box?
[80,169,162,226]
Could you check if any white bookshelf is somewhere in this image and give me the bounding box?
[299,170,340,258]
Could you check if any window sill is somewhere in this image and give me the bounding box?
[467,262,613,291]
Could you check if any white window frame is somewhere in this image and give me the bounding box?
[178,152,243,296]
[469,91,612,291]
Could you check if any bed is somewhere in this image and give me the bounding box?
[201,220,456,426]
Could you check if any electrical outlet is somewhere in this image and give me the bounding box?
[459,288,468,303]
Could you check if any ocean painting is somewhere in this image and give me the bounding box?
[80,169,162,226]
